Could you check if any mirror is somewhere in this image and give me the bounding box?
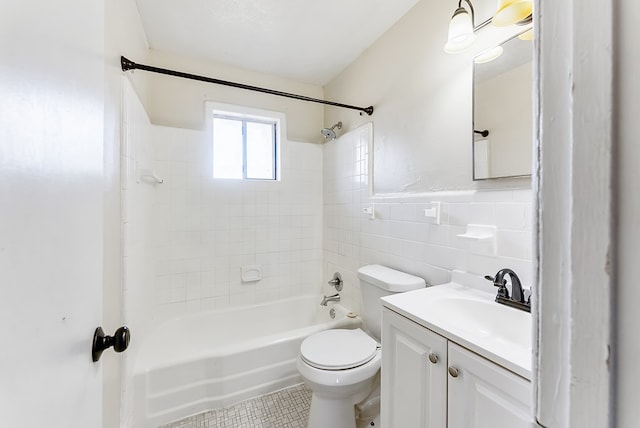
[473,32,533,180]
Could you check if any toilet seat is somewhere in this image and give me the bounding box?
[300,329,378,370]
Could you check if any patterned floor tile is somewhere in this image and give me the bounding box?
[160,383,312,428]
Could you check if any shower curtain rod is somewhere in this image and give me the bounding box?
[121,56,374,116]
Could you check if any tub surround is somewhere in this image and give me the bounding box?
[122,86,324,329]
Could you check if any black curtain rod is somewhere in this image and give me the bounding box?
[121,56,374,116]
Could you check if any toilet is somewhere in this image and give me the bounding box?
[297,265,426,428]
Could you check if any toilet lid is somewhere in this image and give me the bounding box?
[300,329,378,370]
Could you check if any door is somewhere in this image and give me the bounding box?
[381,308,447,428]
[0,1,106,426]
[447,342,532,428]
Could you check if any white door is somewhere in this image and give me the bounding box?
[0,1,106,426]
[381,308,447,428]
[447,342,532,428]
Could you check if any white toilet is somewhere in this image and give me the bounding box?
[297,265,426,428]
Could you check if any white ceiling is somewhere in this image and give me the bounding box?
[135,0,420,86]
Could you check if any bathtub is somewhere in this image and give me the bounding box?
[132,295,361,428]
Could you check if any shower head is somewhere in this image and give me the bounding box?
[321,121,343,140]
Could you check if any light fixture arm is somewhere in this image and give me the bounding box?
[458,0,475,27]
[455,0,492,32]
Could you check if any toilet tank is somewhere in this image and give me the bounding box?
[357,265,426,340]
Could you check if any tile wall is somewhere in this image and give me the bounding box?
[121,79,156,343]
[147,125,323,323]
[121,78,156,427]
[323,124,533,315]
[123,89,532,328]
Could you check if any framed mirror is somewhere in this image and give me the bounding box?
[473,32,533,180]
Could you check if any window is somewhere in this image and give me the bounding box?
[211,106,281,180]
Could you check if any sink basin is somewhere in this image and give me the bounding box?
[426,296,531,349]
[382,282,533,379]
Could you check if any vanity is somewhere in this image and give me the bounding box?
[380,272,532,427]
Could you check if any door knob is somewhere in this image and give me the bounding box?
[92,326,130,362]
[448,366,460,378]
[428,353,439,364]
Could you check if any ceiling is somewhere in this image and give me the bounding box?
[135,0,420,86]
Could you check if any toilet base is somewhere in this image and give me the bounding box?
[307,394,359,428]
[305,377,376,428]
[297,346,382,428]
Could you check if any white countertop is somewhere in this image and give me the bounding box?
[382,282,533,380]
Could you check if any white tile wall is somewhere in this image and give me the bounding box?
[121,79,156,344]
[122,96,532,333]
[121,78,156,427]
[148,125,323,322]
[323,124,533,315]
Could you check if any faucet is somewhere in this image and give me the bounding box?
[320,293,340,306]
[484,268,530,312]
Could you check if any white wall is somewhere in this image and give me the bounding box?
[320,1,533,315]
[323,125,533,314]
[323,0,530,194]
[145,49,324,143]
[103,1,150,426]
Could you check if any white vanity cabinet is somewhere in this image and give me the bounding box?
[447,342,532,428]
[381,307,447,427]
[381,307,532,428]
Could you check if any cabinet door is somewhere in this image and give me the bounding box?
[381,308,447,428]
[447,342,533,428]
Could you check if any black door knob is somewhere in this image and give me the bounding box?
[92,326,130,362]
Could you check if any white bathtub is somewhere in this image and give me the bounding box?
[132,295,361,428]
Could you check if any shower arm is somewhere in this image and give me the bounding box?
[121,56,374,116]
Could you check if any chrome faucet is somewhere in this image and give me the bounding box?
[484,268,530,312]
[320,293,341,306]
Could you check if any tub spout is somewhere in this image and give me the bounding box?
[320,293,340,306]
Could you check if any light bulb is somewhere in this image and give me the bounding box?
[493,0,533,27]
[444,7,477,54]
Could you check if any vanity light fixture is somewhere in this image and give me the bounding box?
[492,0,533,27]
[444,0,477,54]
[518,28,533,40]
[474,46,504,64]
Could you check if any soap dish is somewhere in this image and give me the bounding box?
[456,224,497,255]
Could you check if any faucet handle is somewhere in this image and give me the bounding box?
[484,275,509,299]
[327,272,343,291]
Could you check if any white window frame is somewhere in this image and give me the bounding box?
[206,102,285,181]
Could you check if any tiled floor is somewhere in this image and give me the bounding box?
[160,383,312,428]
